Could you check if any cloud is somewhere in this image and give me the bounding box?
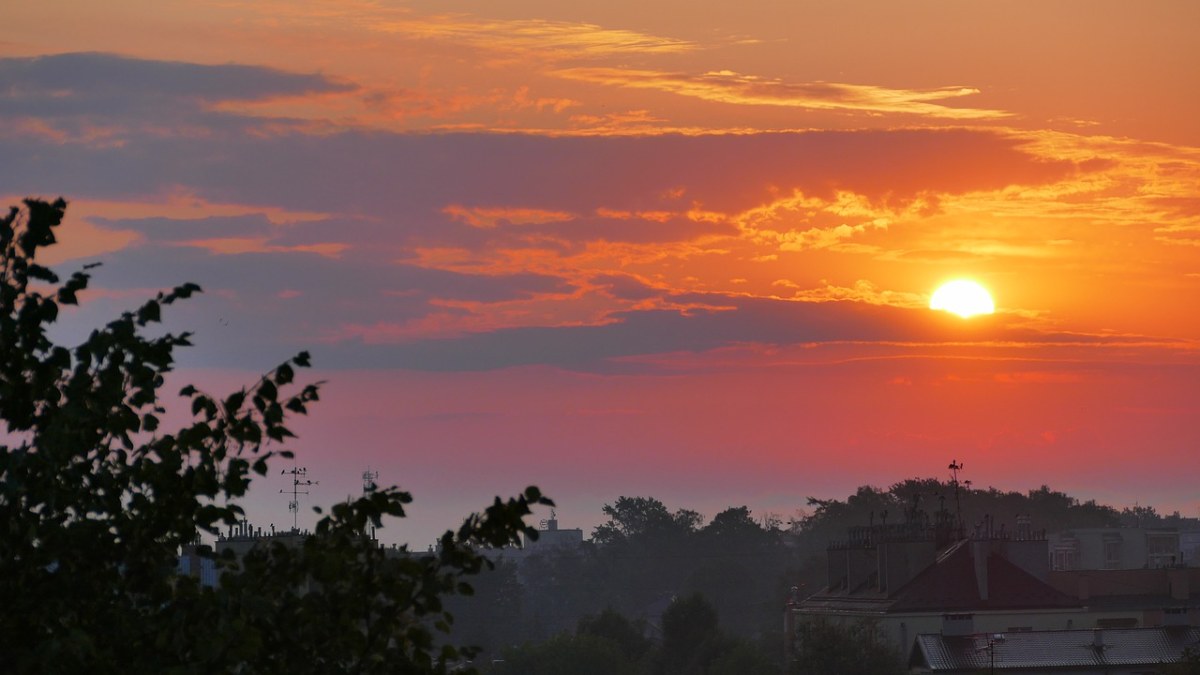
[442,205,573,229]
[314,292,1183,373]
[374,14,696,59]
[4,125,1077,218]
[89,214,276,242]
[75,225,574,322]
[554,68,1009,119]
[9,52,1195,377]
[0,52,349,105]
[0,52,353,143]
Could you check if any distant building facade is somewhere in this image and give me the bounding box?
[788,510,1200,666]
[1048,527,1182,571]
[1177,529,1200,567]
[523,513,584,553]
[493,512,585,565]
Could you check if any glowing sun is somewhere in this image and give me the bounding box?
[930,280,995,318]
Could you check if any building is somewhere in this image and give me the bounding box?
[1048,566,1200,630]
[792,529,1085,652]
[789,510,1200,668]
[523,512,584,553]
[1176,530,1200,567]
[789,508,1087,652]
[1049,528,1182,571]
[492,511,584,564]
[178,521,311,589]
[177,545,219,588]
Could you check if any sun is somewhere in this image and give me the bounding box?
[930,280,995,318]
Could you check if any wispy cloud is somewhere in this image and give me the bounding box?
[236,1,695,59]
[373,14,696,58]
[443,205,573,229]
[554,68,1009,119]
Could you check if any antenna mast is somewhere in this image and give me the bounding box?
[948,459,964,528]
[362,467,379,497]
[280,466,317,531]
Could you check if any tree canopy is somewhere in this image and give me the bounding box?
[0,198,551,673]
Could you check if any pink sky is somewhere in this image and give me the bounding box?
[3,1,1199,545]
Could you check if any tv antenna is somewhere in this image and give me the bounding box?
[948,459,965,527]
[362,467,379,496]
[280,466,317,531]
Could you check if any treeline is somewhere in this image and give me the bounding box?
[489,597,784,675]
[450,480,1199,670]
[483,598,907,675]
[450,498,801,656]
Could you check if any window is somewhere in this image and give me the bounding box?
[1103,541,1122,569]
[1052,547,1077,571]
[1148,533,1178,568]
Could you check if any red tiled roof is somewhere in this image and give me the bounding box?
[887,543,1080,613]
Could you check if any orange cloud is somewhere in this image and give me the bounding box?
[173,237,348,258]
[442,205,573,229]
[64,188,331,225]
[993,371,1085,384]
[370,14,695,59]
[594,207,676,223]
[553,68,1010,119]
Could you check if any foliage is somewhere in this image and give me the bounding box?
[577,608,652,662]
[489,633,641,675]
[708,640,781,675]
[801,479,1125,546]
[0,198,551,673]
[788,618,905,675]
[442,559,526,662]
[592,496,702,545]
[660,593,722,674]
[491,601,779,675]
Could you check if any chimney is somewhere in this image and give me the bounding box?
[1092,629,1105,653]
[1016,514,1032,540]
[973,540,990,601]
[1168,568,1190,601]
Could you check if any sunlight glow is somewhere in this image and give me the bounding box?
[930,280,995,318]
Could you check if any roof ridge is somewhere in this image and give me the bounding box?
[936,538,968,564]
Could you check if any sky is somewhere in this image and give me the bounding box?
[3,1,1199,546]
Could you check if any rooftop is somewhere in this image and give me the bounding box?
[911,626,1200,672]
[802,539,1080,615]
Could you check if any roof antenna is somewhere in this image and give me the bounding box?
[948,459,965,532]
[280,465,317,532]
[362,467,379,497]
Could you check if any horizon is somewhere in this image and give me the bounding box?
[3,1,1198,548]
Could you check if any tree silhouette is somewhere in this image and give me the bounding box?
[661,593,722,675]
[0,198,551,673]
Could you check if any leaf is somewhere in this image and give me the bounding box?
[223,391,246,415]
[136,300,161,325]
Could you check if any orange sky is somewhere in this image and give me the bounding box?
[2,1,1198,544]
